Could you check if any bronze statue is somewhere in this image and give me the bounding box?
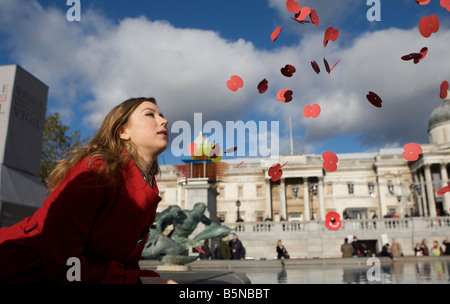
[142,202,231,265]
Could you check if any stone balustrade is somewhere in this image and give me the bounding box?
[220,217,450,259]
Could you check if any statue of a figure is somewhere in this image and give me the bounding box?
[142,202,231,265]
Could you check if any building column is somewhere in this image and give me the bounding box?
[376,175,387,218]
[318,177,325,221]
[412,172,424,216]
[424,164,437,217]
[419,169,428,217]
[279,177,287,219]
[303,178,310,221]
[265,178,273,219]
[440,163,450,214]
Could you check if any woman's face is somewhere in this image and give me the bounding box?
[120,101,169,159]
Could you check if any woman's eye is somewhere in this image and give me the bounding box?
[146,113,155,117]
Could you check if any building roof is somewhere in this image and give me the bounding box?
[428,91,450,131]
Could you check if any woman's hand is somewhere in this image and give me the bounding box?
[140,276,178,284]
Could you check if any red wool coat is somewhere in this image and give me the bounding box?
[0,156,161,283]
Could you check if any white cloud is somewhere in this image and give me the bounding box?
[0,0,448,158]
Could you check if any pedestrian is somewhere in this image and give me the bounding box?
[443,237,450,256]
[199,240,212,260]
[391,238,403,258]
[351,236,360,257]
[228,234,245,260]
[431,240,443,256]
[341,238,353,258]
[379,243,396,261]
[0,97,176,284]
[276,240,290,259]
[421,238,430,256]
[213,243,221,259]
[220,237,231,260]
[414,243,424,257]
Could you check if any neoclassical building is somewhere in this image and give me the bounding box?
[157,94,450,222]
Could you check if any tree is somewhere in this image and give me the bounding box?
[39,112,89,186]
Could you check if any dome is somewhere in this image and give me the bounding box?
[428,91,450,132]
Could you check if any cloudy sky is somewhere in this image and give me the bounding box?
[0,0,449,165]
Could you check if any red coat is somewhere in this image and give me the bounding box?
[0,156,161,283]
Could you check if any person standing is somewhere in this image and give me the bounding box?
[391,238,403,258]
[220,237,231,260]
[228,234,245,260]
[443,237,450,256]
[341,238,353,258]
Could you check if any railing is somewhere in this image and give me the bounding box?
[224,217,450,234]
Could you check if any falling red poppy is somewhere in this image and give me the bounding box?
[271,26,283,41]
[402,143,422,162]
[311,61,321,74]
[440,80,449,99]
[194,246,205,254]
[322,151,338,172]
[419,14,439,38]
[258,78,269,94]
[324,27,339,47]
[416,0,430,5]
[268,163,283,182]
[303,104,321,118]
[401,47,428,64]
[366,91,382,108]
[295,6,311,22]
[310,9,320,26]
[325,211,342,230]
[281,64,296,77]
[286,0,301,14]
[276,89,293,103]
[442,0,450,11]
[437,184,450,195]
[226,75,244,92]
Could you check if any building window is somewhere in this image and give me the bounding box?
[256,185,263,197]
[238,185,243,198]
[348,183,354,195]
[292,187,299,199]
[256,212,264,222]
[368,183,375,197]
[219,187,224,198]
[326,183,333,195]
[387,182,394,195]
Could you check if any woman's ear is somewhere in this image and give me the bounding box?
[119,127,130,141]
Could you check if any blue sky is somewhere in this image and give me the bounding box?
[0,0,449,165]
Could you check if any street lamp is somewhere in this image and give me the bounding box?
[236,199,241,221]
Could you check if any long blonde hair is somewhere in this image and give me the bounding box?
[46,97,161,192]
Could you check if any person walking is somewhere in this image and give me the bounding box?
[341,238,353,258]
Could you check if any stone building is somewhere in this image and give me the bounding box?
[157,92,450,223]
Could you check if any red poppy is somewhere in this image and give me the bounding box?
[325,212,342,230]
[271,26,283,41]
[366,91,382,108]
[419,14,439,38]
[440,81,449,99]
[226,75,244,92]
[402,143,422,162]
[258,78,269,94]
[322,151,338,172]
[303,104,321,118]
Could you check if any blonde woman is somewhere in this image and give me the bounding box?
[0,97,176,284]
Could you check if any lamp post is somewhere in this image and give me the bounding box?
[236,199,241,221]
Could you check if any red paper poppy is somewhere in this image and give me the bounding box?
[271,26,283,41]
[209,143,221,159]
[268,163,283,182]
[402,143,422,162]
[276,89,293,103]
[325,211,342,230]
[258,78,268,94]
[416,0,430,4]
[310,9,320,26]
[194,246,205,254]
[442,0,450,11]
[286,0,301,14]
[311,61,321,74]
[281,64,296,77]
[324,27,339,48]
[226,75,244,92]
[225,147,238,154]
[295,6,311,22]
[440,80,449,99]
[322,151,338,172]
[419,14,440,38]
[303,104,321,118]
[402,47,427,64]
[437,184,450,195]
[366,91,382,108]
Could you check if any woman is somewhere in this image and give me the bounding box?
[276,240,289,259]
[0,97,175,284]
